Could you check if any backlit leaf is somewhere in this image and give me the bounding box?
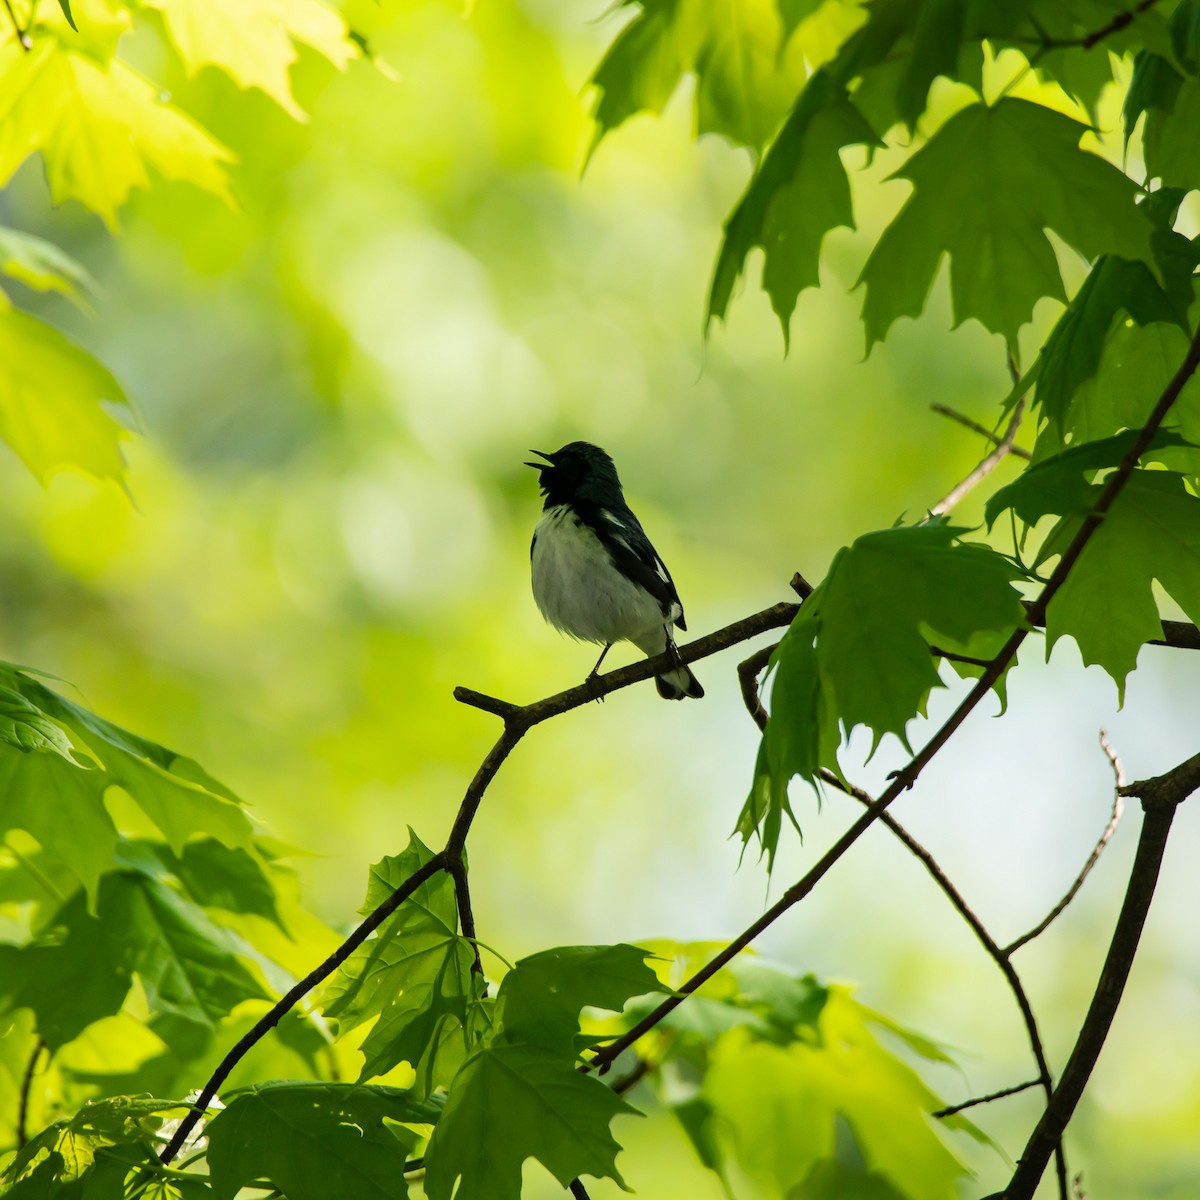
[1040,471,1200,694]
[498,943,660,1052]
[858,98,1157,347]
[322,831,477,1090]
[0,225,96,304]
[142,0,358,121]
[0,41,233,229]
[424,1042,637,1200]
[0,664,255,900]
[0,298,131,486]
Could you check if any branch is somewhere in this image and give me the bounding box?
[930,404,1032,461]
[930,393,1029,517]
[933,1078,1042,1119]
[998,751,1200,1199]
[1004,732,1125,955]
[453,600,801,729]
[589,320,1200,1077]
[1079,0,1161,48]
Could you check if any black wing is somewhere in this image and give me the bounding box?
[579,500,687,630]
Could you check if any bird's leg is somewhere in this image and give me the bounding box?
[587,643,613,681]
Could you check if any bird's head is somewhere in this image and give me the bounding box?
[525,442,623,506]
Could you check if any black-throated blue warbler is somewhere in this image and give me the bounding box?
[527,442,703,700]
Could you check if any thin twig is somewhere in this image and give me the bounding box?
[931,403,1032,461]
[930,394,1028,517]
[933,1078,1042,1119]
[1004,732,1126,955]
[569,1179,592,1199]
[817,767,1062,1184]
[997,751,1200,1200]
[17,1037,45,1148]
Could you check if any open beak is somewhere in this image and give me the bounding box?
[524,450,553,469]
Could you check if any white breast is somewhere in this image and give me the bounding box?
[531,506,667,647]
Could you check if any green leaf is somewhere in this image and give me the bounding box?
[322,830,477,1089]
[858,98,1158,347]
[744,524,1024,863]
[142,0,358,121]
[0,684,77,757]
[57,0,78,30]
[589,0,803,152]
[0,225,97,305]
[708,69,880,342]
[424,1042,637,1200]
[2,1096,184,1189]
[0,871,267,1049]
[1041,471,1200,694]
[205,1082,438,1200]
[985,431,1193,528]
[0,665,256,900]
[1125,0,1200,188]
[498,943,661,1052]
[0,299,131,486]
[702,986,968,1199]
[1021,195,1200,441]
[103,871,269,1041]
[0,41,234,229]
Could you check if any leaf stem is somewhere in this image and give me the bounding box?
[1,0,30,49]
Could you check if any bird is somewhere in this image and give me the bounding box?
[526,442,703,700]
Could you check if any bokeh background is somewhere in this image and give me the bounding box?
[0,1,1198,1196]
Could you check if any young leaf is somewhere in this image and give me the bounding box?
[858,98,1157,347]
[141,0,358,121]
[497,943,661,1052]
[0,42,234,229]
[321,831,477,1088]
[0,299,131,487]
[205,1082,438,1200]
[423,1043,637,1200]
[708,69,880,343]
[1040,470,1200,694]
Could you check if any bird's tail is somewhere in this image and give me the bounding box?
[655,663,704,700]
[635,627,704,700]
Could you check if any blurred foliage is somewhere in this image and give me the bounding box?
[0,0,1199,1198]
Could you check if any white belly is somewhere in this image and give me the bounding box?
[531,506,668,648]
